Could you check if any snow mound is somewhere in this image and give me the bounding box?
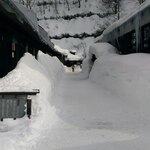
[38,51,64,87]
[54,45,83,61]
[82,43,117,78]
[88,42,117,59]
[0,52,63,150]
[89,51,150,118]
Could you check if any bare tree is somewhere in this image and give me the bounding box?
[19,0,35,9]
[102,0,120,19]
[64,0,70,11]
[139,0,145,4]
[54,0,59,14]
[77,0,81,8]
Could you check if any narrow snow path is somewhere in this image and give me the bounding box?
[34,72,150,150]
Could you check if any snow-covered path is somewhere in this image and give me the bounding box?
[34,72,150,150]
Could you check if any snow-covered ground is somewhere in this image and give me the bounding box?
[1,43,150,149]
[31,46,150,149]
[0,52,63,150]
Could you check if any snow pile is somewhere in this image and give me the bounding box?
[0,52,63,150]
[82,43,117,78]
[88,43,150,116]
[38,51,64,86]
[39,15,114,37]
[52,37,96,55]
[54,45,83,61]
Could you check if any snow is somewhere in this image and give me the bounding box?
[8,0,54,49]
[54,45,83,61]
[0,0,149,149]
[82,42,117,78]
[11,0,39,32]
[38,15,114,37]
[0,52,63,150]
[52,37,95,55]
[96,0,149,42]
[38,25,54,48]
[36,0,139,53]
[1,42,150,149]
[35,0,110,17]
[90,53,150,112]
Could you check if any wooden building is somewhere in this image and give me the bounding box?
[97,1,150,54]
[0,0,59,77]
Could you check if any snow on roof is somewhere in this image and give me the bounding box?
[38,25,54,48]
[54,45,68,56]
[88,42,117,60]
[96,0,150,42]
[54,45,83,61]
[10,0,38,32]
[3,0,54,49]
[70,50,77,53]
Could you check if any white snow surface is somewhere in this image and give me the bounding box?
[11,0,54,48]
[36,0,139,53]
[33,45,150,149]
[96,0,149,42]
[82,42,117,78]
[0,52,63,150]
[11,0,38,32]
[1,43,150,149]
[54,45,83,61]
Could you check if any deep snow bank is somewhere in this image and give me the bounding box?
[82,43,117,78]
[87,43,150,116]
[0,52,63,150]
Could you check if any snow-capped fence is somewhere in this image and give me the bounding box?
[0,90,39,121]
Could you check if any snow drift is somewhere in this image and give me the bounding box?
[83,43,150,122]
[82,43,117,78]
[0,52,63,150]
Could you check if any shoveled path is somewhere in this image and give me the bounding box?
[35,72,150,150]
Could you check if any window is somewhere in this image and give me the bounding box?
[142,23,150,52]
[118,30,136,54]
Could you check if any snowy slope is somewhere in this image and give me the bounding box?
[35,0,139,53]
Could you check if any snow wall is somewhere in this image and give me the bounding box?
[84,43,150,116]
[0,52,64,150]
[82,43,117,78]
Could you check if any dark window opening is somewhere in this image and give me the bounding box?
[142,23,150,53]
[91,55,97,63]
[118,30,136,54]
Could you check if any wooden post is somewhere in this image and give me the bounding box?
[25,43,28,52]
[12,38,16,68]
[27,99,32,119]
